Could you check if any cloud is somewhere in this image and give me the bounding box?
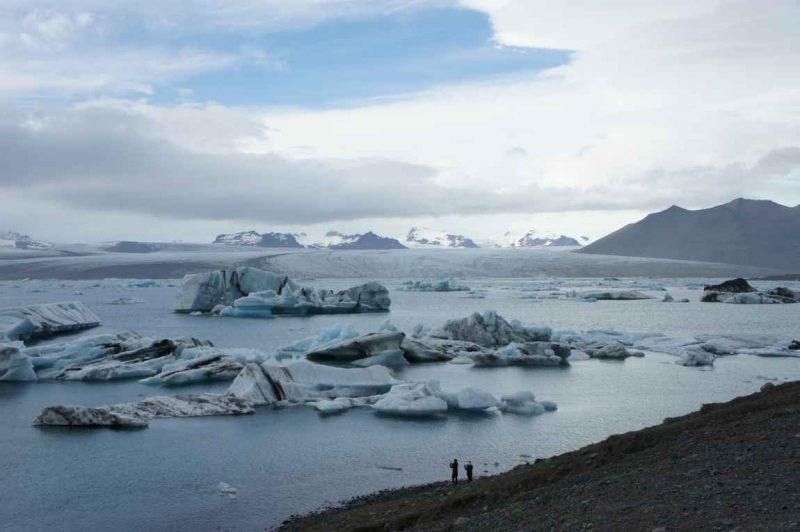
[1,103,797,231]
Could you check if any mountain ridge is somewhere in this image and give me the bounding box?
[578,198,800,271]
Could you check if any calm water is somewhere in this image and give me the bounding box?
[1,278,799,531]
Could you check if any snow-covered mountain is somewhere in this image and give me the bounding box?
[491,230,585,248]
[300,231,406,250]
[212,231,304,248]
[328,232,406,250]
[0,231,52,250]
[405,227,479,248]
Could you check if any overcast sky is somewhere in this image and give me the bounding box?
[1,0,799,243]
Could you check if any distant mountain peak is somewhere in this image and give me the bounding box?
[406,227,479,248]
[213,231,304,248]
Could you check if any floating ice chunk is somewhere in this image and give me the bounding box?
[676,351,715,367]
[227,361,400,406]
[441,387,501,411]
[107,297,146,305]
[218,482,237,495]
[307,331,405,362]
[540,400,558,411]
[372,381,449,417]
[411,323,430,339]
[352,349,410,368]
[449,355,474,365]
[568,350,591,361]
[402,279,471,292]
[723,293,783,304]
[0,301,100,341]
[0,346,36,381]
[577,291,653,301]
[581,341,631,359]
[431,311,551,347]
[662,293,690,303]
[310,397,357,414]
[276,323,361,360]
[470,342,570,367]
[35,394,253,428]
[400,338,452,363]
[500,391,552,416]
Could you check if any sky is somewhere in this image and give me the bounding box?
[1,0,799,244]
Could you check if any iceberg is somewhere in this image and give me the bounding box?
[27,333,215,382]
[440,386,501,411]
[35,394,254,428]
[0,301,100,341]
[402,279,471,292]
[281,327,452,364]
[469,342,571,367]
[500,391,544,416]
[576,291,654,301]
[175,267,391,315]
[372,382,449,417]
[431,311,551,347]
[0,346,36,381]
[307,331,405,362]
[675,351,715,367]
[227,361,400,406]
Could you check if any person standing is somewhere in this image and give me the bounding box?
[465,461,473,482]
[449,459,459,485]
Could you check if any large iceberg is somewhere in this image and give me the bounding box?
[227,361,401,406]
[174,267,391,315]
[430,311,551,347]
[25,333,218,382]
[0,301,100,341]
[35,394,254,428]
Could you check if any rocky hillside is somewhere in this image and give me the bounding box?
[579,198,800,271]
[278,381,800,531]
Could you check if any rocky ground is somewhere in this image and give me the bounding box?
[277,381,800,532]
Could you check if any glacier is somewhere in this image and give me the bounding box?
[0,301,100,341]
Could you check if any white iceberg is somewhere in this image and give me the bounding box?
[227,360,401,406]
[576,291,654,301]
[441,386,502,411]
[0,301,100,341]
[372,382,449,417]
[35,394,254,428]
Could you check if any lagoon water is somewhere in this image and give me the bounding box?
[2,277,799,531]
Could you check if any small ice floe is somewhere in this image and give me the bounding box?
[106,297,145,305]
[662,293,690,303]
[576,290,654,301]
[402,279,470,292]
[217,482,237,498]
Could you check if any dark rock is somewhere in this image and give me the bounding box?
[703,278,756,293]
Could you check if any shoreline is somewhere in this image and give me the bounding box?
[276,381,800,531]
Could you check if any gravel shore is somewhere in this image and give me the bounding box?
[277,381,800,531]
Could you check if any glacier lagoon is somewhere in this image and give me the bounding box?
[2,277,800,531]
